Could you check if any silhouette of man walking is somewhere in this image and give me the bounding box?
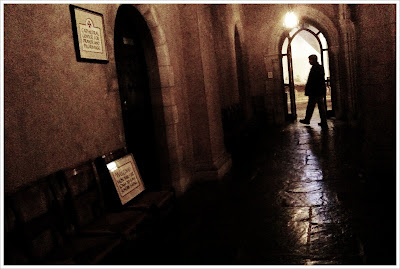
[299,54,328,128]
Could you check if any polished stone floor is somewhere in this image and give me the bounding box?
[173,118,397,265]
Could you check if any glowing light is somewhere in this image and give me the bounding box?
[284,11,299,28]
[107,161,118,172]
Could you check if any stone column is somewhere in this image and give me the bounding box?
[264,53,286,125]
[339,4,358,121]
[180,5,232,181]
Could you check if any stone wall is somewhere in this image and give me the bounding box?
[4,4,125,192]
[353,4,396,177]
[4,4,235,194]
[4,3,396,194]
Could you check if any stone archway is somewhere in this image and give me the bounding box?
[113,4,184,192]
[264,5,343,124]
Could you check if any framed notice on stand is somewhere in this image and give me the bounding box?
[106,154,145,205]
[70,5,108,63]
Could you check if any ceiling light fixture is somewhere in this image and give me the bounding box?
[284,11,299,28]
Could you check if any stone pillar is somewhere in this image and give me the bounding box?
[264,53,286,125]
[339,4,358,121]
[327,45,342,119]
[180,5,232,181]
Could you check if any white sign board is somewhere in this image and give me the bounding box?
[106,154,145,205]
[79,18,103,53]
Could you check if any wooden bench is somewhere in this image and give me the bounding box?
[5,173,123,264]
[4,148,175,265]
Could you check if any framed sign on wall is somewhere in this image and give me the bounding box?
[70,5,108,63]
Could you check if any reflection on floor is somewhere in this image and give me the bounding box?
[175,120,396,265]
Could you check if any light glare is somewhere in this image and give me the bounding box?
[107,162,118,172]
[284,12,298,28]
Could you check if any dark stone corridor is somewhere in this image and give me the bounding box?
[3,4,397,267]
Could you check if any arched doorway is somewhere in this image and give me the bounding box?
[281,22,333,121]
[114,5,160,190]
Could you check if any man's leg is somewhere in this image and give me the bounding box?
[317,96,328,127]
[304,96,317,122]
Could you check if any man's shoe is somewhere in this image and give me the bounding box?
[299,119,310,124]
[318,122,328,128]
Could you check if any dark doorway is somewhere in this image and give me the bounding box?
[114,5,160,190]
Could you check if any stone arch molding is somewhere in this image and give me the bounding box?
[133,4,175,92]
[120,4,183,190]
[264,6,341,81]
[266,5,339,56]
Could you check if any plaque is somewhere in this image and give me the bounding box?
[70,5,108,63]
[106,154,145,205]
